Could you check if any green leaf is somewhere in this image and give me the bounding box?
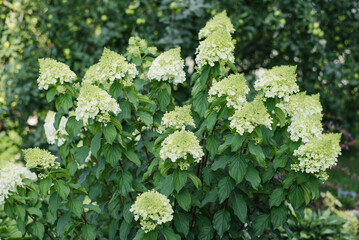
[211,156,228,171]
[81,225,96,240]
[229,154,247,184]
[176,188,191,211]
[271,205,288,229]
[288,184,304,209]
[109,82,122,98]
[161,227,181,240]
[84,204,101,214]
[274,107,286,127]
[231,134,246,152]
[55,180,70,200]
[56,212,71,235]
[46,87,57,102]
[49,193,61,213]
[231,192,247,223]
[213,209,230,238]
[273,155,288,169]
[186,172,202,189]
[199,65,210,87]
[120,221,131,240]
[103,143,122,167]
[54,109,64,129]
[118,171,133,196]
[103,123,117,144]
[40,177,52,196]
[67,199,83,218]
[158,175,173,196]
[124,150,141,167]
[199,225,214,240]
[201,189,218,207]
[27,207,43,218]
[193,91,208,117]
[65,116,83,136]
[283,171,296,189]
[174,213,190,236]
[126,88,139,106]
[158,88,171,112]
[262,165,275,183]
[111,116,123,132]
[218,177,235,203]
[206,135,220,158]
[248,142,265,166]
[260,125,274,145]
[91,133,102,156]
[55,93,73,111]
[137,111,153,126]
[32,222,44,239]
[206,111,217,132]
[253,213,270,236]
[173,169,187,192]
[15,205,25,221]
[74,146,90,165]
[269,188,285,207]
[245,166,261,190]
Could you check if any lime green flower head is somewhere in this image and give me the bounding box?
[127,36,157,57]
[37,58,76,90]
[161,105,195,130]
[254,65,299,101]
[199,11,235,39]
[23,147,59,170]
[209,73,249,109]
[229,96,272,135]
[287,114,323,143]
[147,48,185,85]
[292,133,342,175]
[75,84,121,125]
[130,190,173,233]
[195,29,235,69]
[160,129,204,168]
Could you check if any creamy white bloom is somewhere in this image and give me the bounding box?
[75,84,121,125]
[147,48,185,85]
[130,190,173,233]
[199,11,234,39]
[292,133,341,174]
[37,58,76,90]
[44,111,68,146]
[254,65,299,101]
[209,73,249,109]
[23,147,59,170]
[161,105,195,129]
[287,114,323,143]
[0,161,37,205]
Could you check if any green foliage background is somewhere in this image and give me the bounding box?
[1,0,358,144]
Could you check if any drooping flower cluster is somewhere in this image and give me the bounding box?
[130,190,173,233]
[83,48,138,88]
[229,96,272,135]
[292,133,342,174]
[37,58,76,90]
[127,36,157,57]
[209,73,249,109]
[23,147,59,171]
[147,48,186,85]
[75,84,121,125]
[198,11,234,39]
[44,111,68,146]
[160,129,204,170]
[287,114,323,143]
[161,105,195,130]
[254,65,299,101]
[0,161,37,205]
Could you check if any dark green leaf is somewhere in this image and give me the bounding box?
[49,193,61,213]
[193,91,208,117]
[248,142,265,166]
[67,199,83,218]
[27,207,42,218]
[206,135,220,158]
[176,188,191,211]
[55,180,70,200]
[158,88,171,112]
[32,222,44,239]
[174,213,190,236]
[120,221,131,240]
[273,155,288,169]
[55,93,73,111]
[173,169,187,192]
[103,143,122,167]
[229,154,247,183]
[231,134,246,152]
[288,184,304,209]
[74,146,90,165]
[103,123,117,144]
[124,150,141,167]
[15,205,25,221]
[269,188,285,207]
[110,82,122,98]
[137,111,153,126]
[81,225,96,240]
[40,177,52,196]
[271,205,288,229]
[245,166,261,190]
[211,156,228,171]
[213,209,230,238]
[274,107,286,127]
[91,133,102,156]
[253,213,270,236]
[218,177,235,203]
[161,227,181,240]
[231,192,247,223]
[46,88,57,102]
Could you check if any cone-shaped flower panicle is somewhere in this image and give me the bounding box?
[23,147,59,170]
[198,11,235,39]
[161,105,195,130]
[287,114,323,143]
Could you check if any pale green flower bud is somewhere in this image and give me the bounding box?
[161,105,195,130]
[23,147,59,170]
[198,11,234,39]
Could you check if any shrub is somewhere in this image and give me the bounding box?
[0,12,342,239]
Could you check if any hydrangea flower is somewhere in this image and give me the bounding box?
[254,65,299,101]
[160,129,204,169]
[44,111,68,146]
[83,48,138,89]
[195,29,235,69]
[277,92,322,119]
[198,11,234,39]
[75,84,121,125]
[22,147,59,171]
[229,96,272,135]
[127,36,157,57]
[130,190,173,233]
[0,161,37,205]
[147,48,185,85]
[292,133,342,174]
[161,105,195,129]
[37,58,76,90]
[287,114,323,143]
[209,73,249,109]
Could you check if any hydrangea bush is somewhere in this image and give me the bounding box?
[1,12,342,239]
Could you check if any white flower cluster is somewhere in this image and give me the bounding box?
[23,147,59,171]
[75,84,121,125]
[254,65,299,101]
[292,133,342,174]
[287,114,323,143]
[198,11,234,39]
[83,48,138,89]
[209,73,249,109]
[160,129,204,169]
[147,48,186,85]
[161,105,195,130]
[0,161,37,205]
[130,190,173,233]
[229,96,272,135]
[44,111,68,146]
[127,36,157,57]
[37,58,76,90]
[196,11,235,69]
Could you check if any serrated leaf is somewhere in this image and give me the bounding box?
[273,155,288,169]
[32,222,44,239]
[67,199,83,218]
[124,150,141,167]
[174,213,190,236]
[161,227,181,240]
[274,107,286,127]
[218,177,235,203]
[231,192,247,223]
[137,111,153,127]
[213,209,230,238]
[49,193,61,213]
[253,213,270,236]
[269,188,285,207]
[248,142,265,166]
[211,155,228,171]
[46,88,57,102]
[187,172,202,189]
[55,180,70,200]
[15,205,25,221]
[271,205,288,229]
[27,207,43,218]
[40,177,52,196]
[91,133,102,156]
[262,166,275,183]
[158,88,171,112]
[206,135,220,158]
[231,134,246,152]
[176,188,191,211]
[103,143,121,167]
[173,169,187,192]
[120,221,131,240]
[245,166,261,190]
[288,184,304,209]
[193,91,208,117]
[103,123,117,144]
[74,146,90,165]
[55,93,73,111]
[229,154,247,183]
[81,225,96,240]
